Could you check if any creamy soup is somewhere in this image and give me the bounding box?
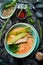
[7,27,34,54]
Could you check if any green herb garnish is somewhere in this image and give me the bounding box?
[29,18,34,25]
[9,44,19,53]
[26,5,32,17]
[0,18,10,39]
[4,0,18,9]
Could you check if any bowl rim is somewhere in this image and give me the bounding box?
[4,23,40,58]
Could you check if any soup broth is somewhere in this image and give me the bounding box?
[7,27,34,54]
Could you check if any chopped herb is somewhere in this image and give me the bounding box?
[9,44,19,53]
[26,5,32,17]
[29,18,34,25]
[4,0,18,9]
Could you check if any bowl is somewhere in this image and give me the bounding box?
[16,9,27,21]
[31,29,40,55]
[0,1,17,19]
[4,23,40,58]
[32,30,40,53]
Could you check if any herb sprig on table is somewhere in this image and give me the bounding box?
[29,18,34,25]
[37,20,42,40]
[37,20,43,51]
[0,18,10,39]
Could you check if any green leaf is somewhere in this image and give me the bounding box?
[0,18,10,39]
[37,20,42,40]
[4,0,18,9]
[26,5,32,17]
[29,18,34,25]
[9,44,19,53]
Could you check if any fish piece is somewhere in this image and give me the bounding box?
[7,33,27,45]
[15,36,27,44]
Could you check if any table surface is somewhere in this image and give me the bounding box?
[0,0,43,65]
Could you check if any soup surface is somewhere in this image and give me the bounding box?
[7,27,34,54]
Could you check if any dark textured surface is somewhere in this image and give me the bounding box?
[0,0,43,65]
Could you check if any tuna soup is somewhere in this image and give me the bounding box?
[7,27,34,54]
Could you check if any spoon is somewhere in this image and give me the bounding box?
[17,9,23,17]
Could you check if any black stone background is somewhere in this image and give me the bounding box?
[0,0,43,65]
